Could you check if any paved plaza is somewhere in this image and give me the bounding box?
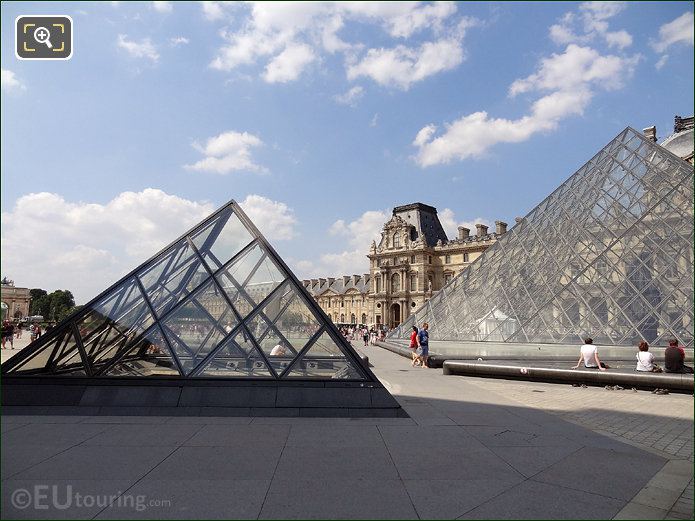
[1,342,693,519]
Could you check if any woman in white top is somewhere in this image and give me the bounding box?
[636,341,660,372]
[572,337,608,370]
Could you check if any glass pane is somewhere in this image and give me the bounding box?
[283,331,366,380]
[191,209,254,271]
[101,325,181,377]
[195,329,273,378]
[6,327,85,375]
[215,243,286,307]
[76,278,155,371]
[138,240,210,318]
[161,279,237,374]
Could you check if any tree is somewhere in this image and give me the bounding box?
[47,290,75,322]
[29,289,48,316]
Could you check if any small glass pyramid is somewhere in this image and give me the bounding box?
[4,202,372,381]
[389,128,694,347]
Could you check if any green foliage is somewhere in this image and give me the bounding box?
[29,288,76,321]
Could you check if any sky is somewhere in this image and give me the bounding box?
[1,1,693,304]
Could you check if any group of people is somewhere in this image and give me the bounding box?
[337,325,388,347]
[408,323,430,368]
[573,337,693,373]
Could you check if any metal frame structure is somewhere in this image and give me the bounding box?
[390,128,694,348]
[3,200,379,384]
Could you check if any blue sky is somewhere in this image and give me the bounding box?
[1,1,693,303]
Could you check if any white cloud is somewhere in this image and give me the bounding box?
[169,36,190,46]
[413,44,640,166]
[209,2,476,89]
[650,11,694,53]
[370,113,379,127]
[238,194,297,241]
[549,2,632,49]
[346,37,464,90]
[1,190,297,303]
[185,130,267,175]
[655,54,669,70]
[201,1,237,21]
[117,34,159,62]
[298,209,389,278]
[263,43,316,83]
[438,208,490,239]
[334,85,364,106]
[1,69,25,92]
[152,1,172,13]
[0,190,214,302]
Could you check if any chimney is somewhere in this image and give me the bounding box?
[353,274,360,285]
[311,278,318,286]
[363,273,370,283]
[343,275,350,286]
[643,126,657,142]
[475,223,488,237]
[495,221,508,235]
[319,278,326,287]
[328,277,335,285]
[458,226,470,240]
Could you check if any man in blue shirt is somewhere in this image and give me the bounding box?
[417,322,429,368]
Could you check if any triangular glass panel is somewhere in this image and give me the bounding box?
[389,128,694,348]
[99,325,181,377]
[161,279,237,374]
[191,208,255,271]
[283,330,366,380]
[195,329,274,378]
[6,327,85,375]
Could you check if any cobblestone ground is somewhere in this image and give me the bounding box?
[468,377,694,519]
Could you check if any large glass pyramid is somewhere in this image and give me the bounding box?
[389,128,694,347]
[3,201,374,381]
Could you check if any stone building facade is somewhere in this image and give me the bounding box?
[0,278,31,320]
[302,203,506,328]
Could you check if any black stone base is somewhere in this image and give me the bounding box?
[1,377,406,418]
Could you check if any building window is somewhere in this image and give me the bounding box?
[411,255,416,263]
[375,276,381,293]
[340,314,345,322]
[445,254,451,264]
[463,253,469,262]
[410,274,417,292]
[376,258,380,267]
[326,300,330,308]
[391,273,401,292]
[428,255,432,264]
[341,301,344,307]
[444,273,452,284]
[393,233,400,248]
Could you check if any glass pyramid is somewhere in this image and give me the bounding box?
[389,128,694,347]
[3,202,373,381]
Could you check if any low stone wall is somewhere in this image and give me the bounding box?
[442,361,695,391]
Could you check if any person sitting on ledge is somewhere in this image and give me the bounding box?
[665,339,693,374]
[572,337,609,370]
[636,341,662,372]
[269,343,288,357]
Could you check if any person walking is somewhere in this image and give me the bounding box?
[417,323,430,368]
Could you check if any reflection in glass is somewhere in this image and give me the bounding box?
[101,325,180,377]
[284,330,365,379]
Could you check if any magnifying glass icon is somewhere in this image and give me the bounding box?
[33,26,53,49]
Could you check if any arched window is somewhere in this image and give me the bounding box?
[375,276,381,293]
[393,232,400,248]
[350,313,356,324]
[410,274,417,291]
[391,273,401,292]
[340,313,345,323]
[361,313,367,324]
